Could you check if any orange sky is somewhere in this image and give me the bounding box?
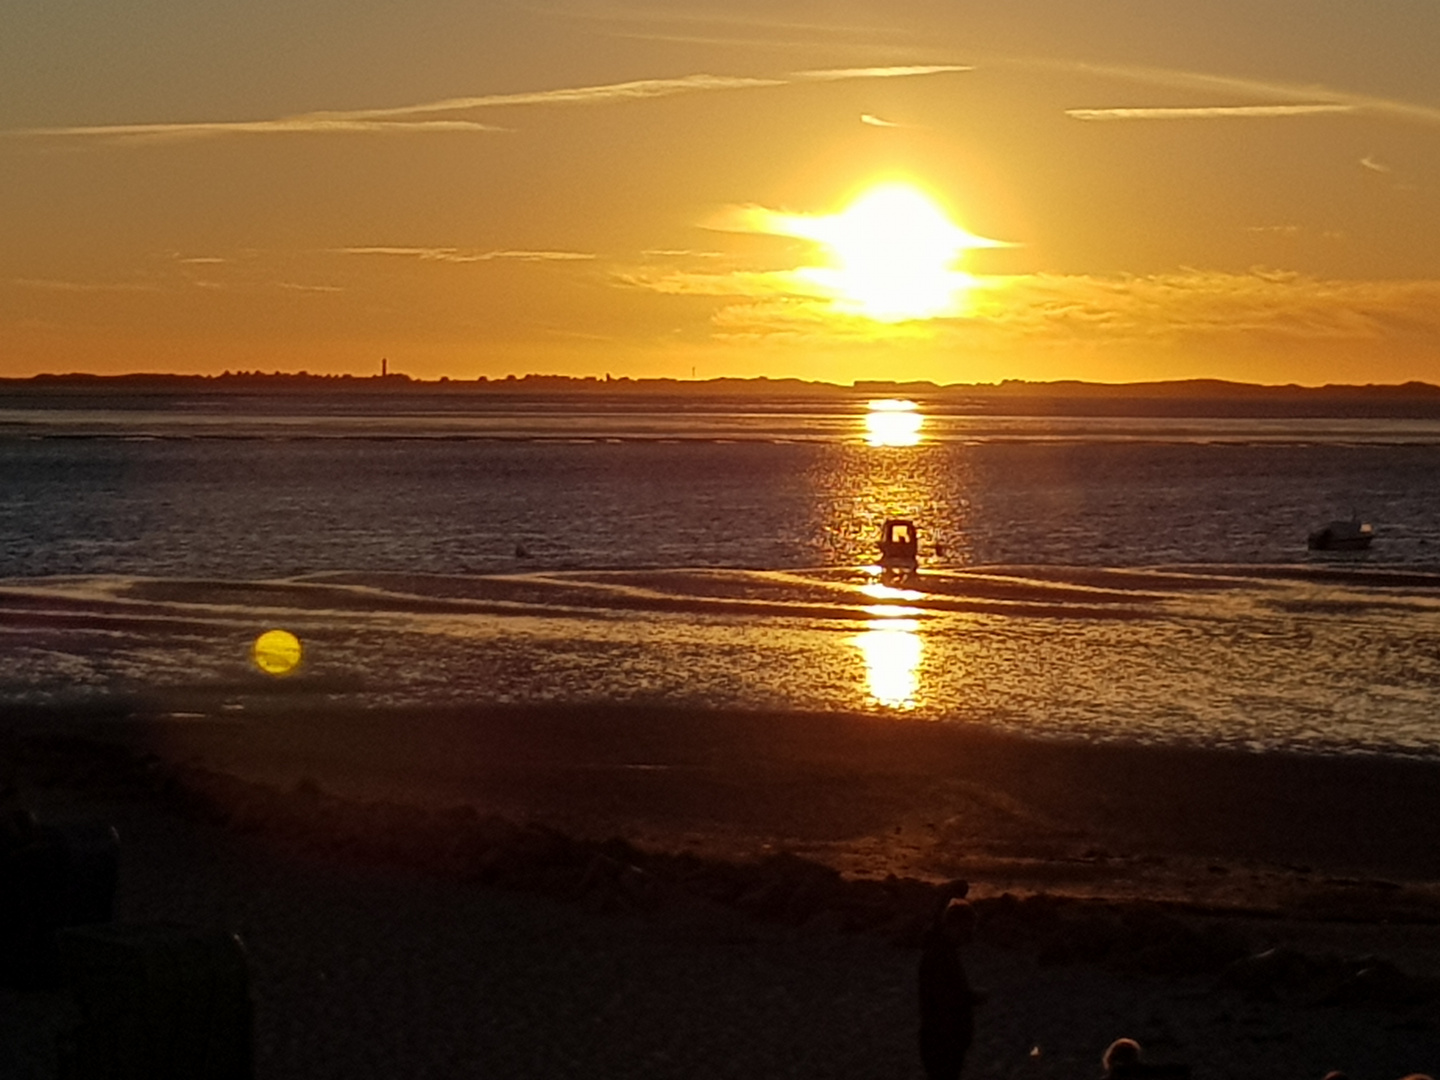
[4,1,1440,384]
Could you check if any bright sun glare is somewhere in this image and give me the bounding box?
[770,183,1005,322]
[865,398,923,446]
[852,621,923,709]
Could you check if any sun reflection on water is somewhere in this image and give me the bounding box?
[860,582,925,602]
[865,399,923,447]
[809,394,973,571]
[852,618,923,709]
[862,604,924,618]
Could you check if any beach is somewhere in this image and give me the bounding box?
[6,704,1440,1079]
[51,700,1440,901]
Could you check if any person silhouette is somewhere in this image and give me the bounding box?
[918,892,982,1080]
[1101,1036,1191,1079]
[1103,1039,1143,1077]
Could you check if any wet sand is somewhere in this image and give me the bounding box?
[6,702,1440,1078]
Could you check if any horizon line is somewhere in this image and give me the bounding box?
[5,370,1440,396]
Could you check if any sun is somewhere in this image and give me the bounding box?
[759,183,1007,322]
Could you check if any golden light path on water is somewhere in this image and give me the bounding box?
[850,397,936,710]
[865,399,923,447]
[851,617,924,710]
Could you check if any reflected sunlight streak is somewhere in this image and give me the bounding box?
[860,582,925,602]
[865,399,923,446]
[852,620,923,709]
[862,604,924,618]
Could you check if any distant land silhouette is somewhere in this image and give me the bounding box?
[4,371,1440,417]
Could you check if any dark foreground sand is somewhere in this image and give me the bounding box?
[4,702,1440,1078]
[96,700,1440,905]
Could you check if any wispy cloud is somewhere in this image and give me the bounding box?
[295,66,966,119]
[1067,104,1354,121]
[325,74,784,122]
[621,261,1440,354]
[860,113,902,128]
[5,119,503,144]
[10,277,159,293]
[6,66,969,145]
[617,266,817,299]
[795,65,968,82]
[1360,155,1392,174]
[339,247,595,262]
[274,281,344,293]
[954,271,1440,350]
[640,248,724,258]
[1039,59,1440,127]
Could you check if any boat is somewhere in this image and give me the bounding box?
[878,518,919,580]
[1307,516,1374,551]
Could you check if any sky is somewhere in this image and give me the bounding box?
[4,0,1440,385]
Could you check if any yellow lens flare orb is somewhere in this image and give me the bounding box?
[865,398,923,446]
[252,629,303,677]
[778,183,1006,322]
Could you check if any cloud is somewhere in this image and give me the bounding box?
[707,195,1012,250]
[10,277,159,293]
[287,66,966,119]
[5,66,969,144]
[640,249,724,258]
[958,271,1440,346]
[860,113,902,127]
[794,65,969,82]
[339,247,595,262]
[616,266,822,299]
[274,282,344,293]
[1067,104,1355,121]
[1040,59,1440,127]
[326,74,784,122]
[621,261,1440,353]
[5,119,504,144]
[1360,155,1392,173]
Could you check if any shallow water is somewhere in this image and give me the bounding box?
[4,563,1440,757]
[3,395,1439,757]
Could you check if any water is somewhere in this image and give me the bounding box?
[3,393,1439,757]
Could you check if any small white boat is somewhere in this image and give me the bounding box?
[1307,517,1374,551]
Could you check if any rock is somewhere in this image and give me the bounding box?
[1219,947,1331,1002]
[1315,957,1434,1009]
